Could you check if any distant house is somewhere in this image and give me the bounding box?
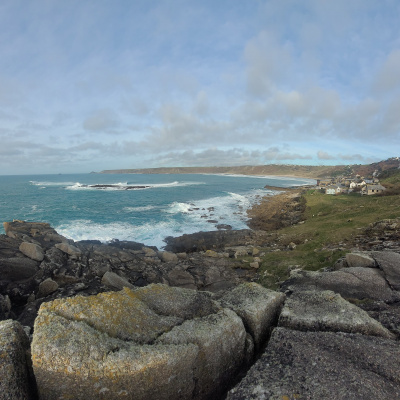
[362,184,386,195]
[325,185,337,195]
[349,182,358,189]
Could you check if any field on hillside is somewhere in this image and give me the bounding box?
[253,189,400,289]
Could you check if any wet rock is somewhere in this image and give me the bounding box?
[227,327,400,400]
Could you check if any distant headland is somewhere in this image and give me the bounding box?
[100,157,400,179]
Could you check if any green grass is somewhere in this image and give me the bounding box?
[251,189,400,289]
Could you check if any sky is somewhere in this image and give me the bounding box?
[0,0,399,175]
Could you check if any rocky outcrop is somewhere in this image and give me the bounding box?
[0,221,258,329]
[228,248,400,398]
[163,229,268,253]
[31,283,284,400]
[227,328,400,400]
[2,219,400,399]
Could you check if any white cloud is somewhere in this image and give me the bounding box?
[83,109,119,133]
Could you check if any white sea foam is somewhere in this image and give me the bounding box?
[55,219,201,249]
[123,205,158,212]
[64,180,205,191]
[30,181,78,187]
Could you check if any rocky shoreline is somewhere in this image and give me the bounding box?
[1,217,400,399]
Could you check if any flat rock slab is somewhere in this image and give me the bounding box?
[0,320,32,400]
[283,267,397,302]
[278,290,393,338]
[227,327,400,400]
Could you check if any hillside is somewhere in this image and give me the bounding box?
[100,158,400,179]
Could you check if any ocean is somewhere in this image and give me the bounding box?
[0,173,314,249]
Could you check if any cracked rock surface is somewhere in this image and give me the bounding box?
[31,283,284,400]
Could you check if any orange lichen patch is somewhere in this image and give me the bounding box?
[38,288,182,343]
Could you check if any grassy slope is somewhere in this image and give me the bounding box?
[253,189,400,289]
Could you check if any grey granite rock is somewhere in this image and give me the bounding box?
[31,284,256,400]
[101,271,135,290]
[283,267,397,302]
[278,290,393,338]
[218,282,285,349]
[0,320,33,400]
[227,327,400,400]
[345,252,376,268]
[372,251,400,290]
[158,308,246,399]
[19,242,45,262]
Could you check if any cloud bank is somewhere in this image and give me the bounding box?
[0,0,399,174]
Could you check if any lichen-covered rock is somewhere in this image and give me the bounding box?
[32,313,198,400]
[0,320,32,400]
[218,282,285,349]
[31,284,253,400]
[158,308,246,399]
[278,290,394,338]
[227,327,400,400]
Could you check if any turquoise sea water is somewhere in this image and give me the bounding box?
[0,173,314,248]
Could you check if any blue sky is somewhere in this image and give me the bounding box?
[0,0,399,174]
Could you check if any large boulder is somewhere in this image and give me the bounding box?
[345,252,376,268]
[19,242,45,262]
[0,257,38,281]
[227,327,400,400]
[31,283,275,400]
[0,320,33,399]
[278,290,393,338]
